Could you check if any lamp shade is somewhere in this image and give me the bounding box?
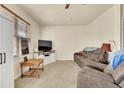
[101,43,112,52]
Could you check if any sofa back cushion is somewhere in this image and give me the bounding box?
[93,48,108,63]
[83,48,108,63]
[88,53,99,62]
[75,48,108,63]
[112,62,124,84]
[93,48,103,55]
[98,51,108,63]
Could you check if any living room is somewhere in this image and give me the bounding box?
[0,3,124,89]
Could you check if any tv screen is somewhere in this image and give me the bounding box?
[38,40,52,52]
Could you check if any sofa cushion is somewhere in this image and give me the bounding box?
[81,66,114,82]
[88,53,100,62]
[92,48,103,55]
[99,51,108,63]
[75,48,108,63]
[76,51,100,62]
[112,62,124,84]
[86,60,107,71]
[104,62,113,75]
[88,48,108,63]
[78,70,119,88]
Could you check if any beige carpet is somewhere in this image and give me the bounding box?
[15,61,81,88]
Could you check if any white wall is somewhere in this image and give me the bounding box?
[4,4,40,79]
[40,5,121,60]
[40,26,88,60]
[88,5,120,51]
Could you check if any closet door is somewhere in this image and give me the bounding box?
[0,15,2,88]
[1,16,14,88]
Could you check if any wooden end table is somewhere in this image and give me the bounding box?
[20,59,44,78]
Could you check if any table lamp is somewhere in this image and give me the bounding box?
[101,43,112,52]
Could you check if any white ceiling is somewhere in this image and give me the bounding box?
[18,4,113,26]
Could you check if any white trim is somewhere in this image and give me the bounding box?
[121,18,124,51]
[120,5,124,51]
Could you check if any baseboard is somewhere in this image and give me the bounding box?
[14,68,29,80]
[56,60,74,62]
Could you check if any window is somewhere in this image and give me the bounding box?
[13,19,30,56]
[18,20,28,38]
[0,5,30,56]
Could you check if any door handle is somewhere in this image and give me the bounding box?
[3,53,6,63]
[0,53,2,64]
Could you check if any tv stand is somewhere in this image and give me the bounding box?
[33,50,56,65]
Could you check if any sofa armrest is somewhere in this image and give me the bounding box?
[74,55,89,68]
[81,67,114,82]
[86,60,107,71]
[77,69,119,88]
[119,79,124,88]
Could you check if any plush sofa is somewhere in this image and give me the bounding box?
[74,49,124,88]
[77,62,124,88]
[77,67,119,88]
[74,48,108,71]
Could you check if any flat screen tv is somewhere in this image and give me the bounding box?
[38,40,52,52]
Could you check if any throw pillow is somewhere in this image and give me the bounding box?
[83,47,98,53]
[93,48,103,55]
[109,51,124,69]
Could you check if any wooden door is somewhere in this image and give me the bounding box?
[1,15,14,88]
[0,14,2,88]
